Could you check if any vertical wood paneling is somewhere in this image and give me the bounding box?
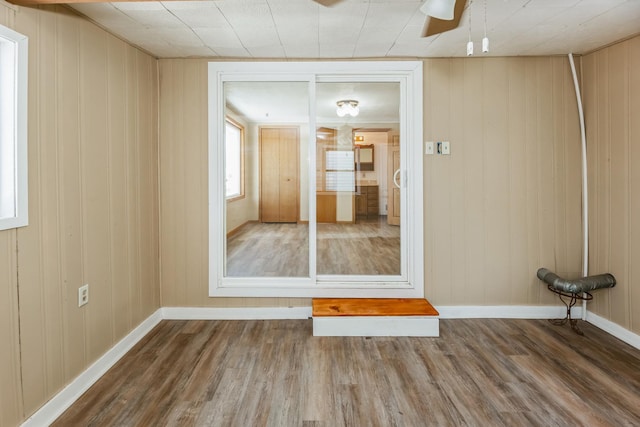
[483,58,510,305]
[137,50,160,319]
[0,230,22,427]
[426,59,453,304]
[55,7,87,390]
[107,34,130,340]
[183,61,207,305]
[461,59,485,304]
[524,58,541,304]
[4,4,160,421]
[424,56,582,306]
[583,35,640,333]
[607,42,630,328]
[125,47,143,322]
[552,58,567,277]
[507,59,529,303]
[79,18,112,368]
[37,6,65,400]
[596,48,612,315]
[15,6,48,412]
[448,60,467,305]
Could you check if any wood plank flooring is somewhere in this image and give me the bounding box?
[226,217,400,277]
[53,319,640,426]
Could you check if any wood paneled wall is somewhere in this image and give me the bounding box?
[158,57,583,308]
[0,4,159,424]
[1,6,26,427]
[424,57,583,305]
[583,35,640,334]
[159,59,308,308]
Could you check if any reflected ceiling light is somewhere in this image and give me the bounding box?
[336,100,359,117]
[420,0,456,20]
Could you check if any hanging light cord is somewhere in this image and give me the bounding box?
[483,0,487,39]
[468,0,472,43]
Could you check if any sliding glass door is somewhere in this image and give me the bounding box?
[208,62,423,298]
[315,81,403,279]
[223,81,310,278]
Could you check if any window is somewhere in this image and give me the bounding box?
[0,25,28,230]
[224,118,244,200]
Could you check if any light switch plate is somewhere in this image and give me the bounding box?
[425,141,434,155]
[441,141,450,155]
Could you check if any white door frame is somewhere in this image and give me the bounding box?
[208,61,423,298]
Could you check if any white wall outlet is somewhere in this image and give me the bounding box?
[78,284,89,307]
[425,141,434,155]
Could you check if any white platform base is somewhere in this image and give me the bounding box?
[312,316,440,337]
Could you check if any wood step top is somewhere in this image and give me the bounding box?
[312,298,439,317]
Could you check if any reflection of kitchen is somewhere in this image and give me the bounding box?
[316,127,398,224]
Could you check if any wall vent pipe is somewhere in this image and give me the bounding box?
[568,53,589,321]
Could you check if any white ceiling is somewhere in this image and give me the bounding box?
[71,0,640,59]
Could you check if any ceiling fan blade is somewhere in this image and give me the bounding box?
[421,0,468,37]
[313,0,345,6]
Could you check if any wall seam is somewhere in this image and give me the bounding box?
[626,40,632,329]
[106,35,115,346]
[15,230,26,421]
[155,57,162,308]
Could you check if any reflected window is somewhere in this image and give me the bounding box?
[225,118,244,200]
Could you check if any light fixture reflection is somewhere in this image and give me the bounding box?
[336,100,359,117]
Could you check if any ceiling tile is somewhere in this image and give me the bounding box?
[118,10,186,29]
[194,27,245,49]
[246,44,287,58]
[319,42,357,58]
[112,2,166,12]
[233,26,282,47]
[68,0,640,58]
[210,47,251,57]
[283,43,321,58]
[164,4,229,28]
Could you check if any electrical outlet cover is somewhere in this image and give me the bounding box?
[425,141,434,155]
[78,284,89,307]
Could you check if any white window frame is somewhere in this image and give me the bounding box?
[0,25,28,230]
[208,61,423,298]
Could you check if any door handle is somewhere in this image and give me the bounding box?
[393,169,401,189]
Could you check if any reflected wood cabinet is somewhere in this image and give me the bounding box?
[355,185,379,219]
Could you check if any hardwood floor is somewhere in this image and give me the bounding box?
[53,319,640,426]
[226,217,400,277]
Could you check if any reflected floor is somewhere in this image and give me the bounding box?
[226,217,400,277]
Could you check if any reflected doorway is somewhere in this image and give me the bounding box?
[314,80,401,276]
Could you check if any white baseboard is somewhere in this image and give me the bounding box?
[21,309,163,427]
[586,311,640,350]
[161,306,312,320]
[435,305,582,319]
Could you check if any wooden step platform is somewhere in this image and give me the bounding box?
[312,298,439,337]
